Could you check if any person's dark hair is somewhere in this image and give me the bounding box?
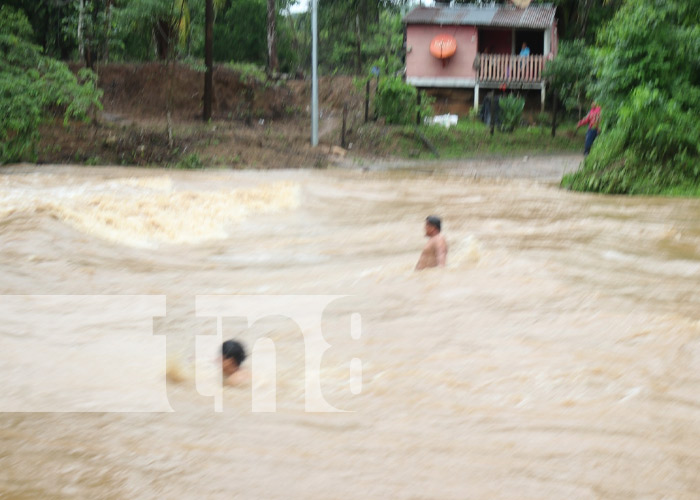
[222,340,246,366]
[426,215,441,232]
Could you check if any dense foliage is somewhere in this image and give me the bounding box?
[317,0,408,74]
[374,76,430,125]
[563,0,700,194]
[542,40,594,118]
[0,6,102,164]
[212,0,298,72]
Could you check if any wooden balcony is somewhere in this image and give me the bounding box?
[476,54,545,85]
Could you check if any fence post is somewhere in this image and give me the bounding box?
[373,75,379,120]
[416,91,422,125]
[364,80,370,123]
[551,88,558,138]
[341,102,348,148]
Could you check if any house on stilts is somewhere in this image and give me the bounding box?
[403,2,558,114]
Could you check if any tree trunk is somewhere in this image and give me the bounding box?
[155,20,172,60]
[267,0,278,74]
[283,3,302,75]
[104,0,112,62]
[84,44,94,70]
[551,89,558,138]
[203,0,214,121]
[355,14,362,75]
[166,59,174,148]
[578,0,594,39]
[78,0,85,59]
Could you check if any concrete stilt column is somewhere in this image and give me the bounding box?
[474,84,480,112]
[541,83,546,112]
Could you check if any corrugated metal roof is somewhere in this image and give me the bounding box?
[490,8,524,27]
[404,4,556,29]
[491,5,556,28]
[520,6,556,28]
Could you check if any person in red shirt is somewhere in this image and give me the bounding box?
[576,101,601,155]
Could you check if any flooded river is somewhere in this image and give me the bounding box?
[1,163,699,498]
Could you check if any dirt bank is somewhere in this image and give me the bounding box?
[34,63,577,170]
[37,63,361,168]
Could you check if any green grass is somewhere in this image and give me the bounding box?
[174,153,203,169]
[361,119,582,159]
[659,184,700,197]
[223,62,269,86]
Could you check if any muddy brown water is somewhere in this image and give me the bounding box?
[1,161,699,499]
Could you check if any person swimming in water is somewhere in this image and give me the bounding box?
[221,339,249,386]
[415,215,447,270]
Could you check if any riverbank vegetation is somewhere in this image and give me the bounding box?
[553,0,700,196]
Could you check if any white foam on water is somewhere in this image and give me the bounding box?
[0,176,300,247]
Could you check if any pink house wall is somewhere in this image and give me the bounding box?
[406,25,477,80]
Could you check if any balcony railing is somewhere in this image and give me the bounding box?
[477,54,545,83]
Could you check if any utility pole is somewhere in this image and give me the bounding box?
[311,0,318,147]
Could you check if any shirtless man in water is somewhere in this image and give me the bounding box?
[415,215,447,270]
[222,339,250,386]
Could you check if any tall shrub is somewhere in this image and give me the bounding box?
[498,95,525,132]
[0,6,102,164]
[542,40,594,118]
[374,77,431,125]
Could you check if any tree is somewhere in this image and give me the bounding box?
[362,9,404,76]
[114,0,190,60]
[280,6,310,75]
[0,6,102,164]
[69,0,113,69]
[113,0,192,143]
[267,0,278,73]
[542,40,594,119]
[563,0,700,194]
[203,0,213,120]
[213,0,266,63]
[317,0,408,74]
[2,0,76,59]
[550,0,623,42]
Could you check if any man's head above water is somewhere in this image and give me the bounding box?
[222,339,246,376]
[425,215,442,236]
